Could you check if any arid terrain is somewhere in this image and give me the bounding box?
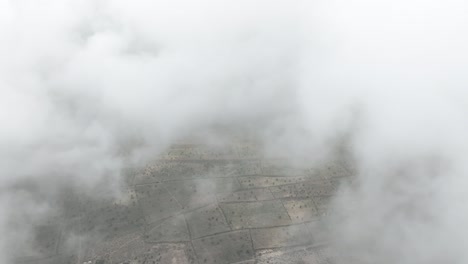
[16,143,353,264]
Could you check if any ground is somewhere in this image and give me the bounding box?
[16,143,353,264]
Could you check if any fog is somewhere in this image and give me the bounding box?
[1,0,468,263]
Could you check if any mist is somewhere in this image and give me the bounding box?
[1,0,468,263]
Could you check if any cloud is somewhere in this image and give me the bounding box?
[1,0,468,263]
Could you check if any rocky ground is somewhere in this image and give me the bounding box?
[16,143,353,264]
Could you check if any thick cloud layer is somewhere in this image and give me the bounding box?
[1,0,468,263]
